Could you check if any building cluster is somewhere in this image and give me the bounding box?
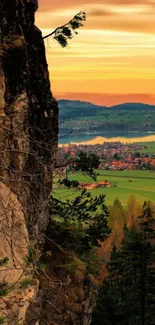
[57,142,155,172]
[100,157,155,171]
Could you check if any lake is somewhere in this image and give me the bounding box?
[59,131,155,146]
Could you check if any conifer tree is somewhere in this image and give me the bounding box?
[126,194,142,227]
[43,11,86,47]
[48,190,110,254]
[91,202,155,325]
[137,202,155,325]
[108,198,126,245]
[109,197,126,230]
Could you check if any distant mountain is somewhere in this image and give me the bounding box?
[58,99,107,120]
[58,99,155,133]
[110,102,155,111]
[58,100,155,120]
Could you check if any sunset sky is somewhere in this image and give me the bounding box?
[36,0,155,106]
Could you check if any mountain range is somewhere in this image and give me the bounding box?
[58,100,155,134]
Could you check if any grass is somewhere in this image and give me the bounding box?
[53,170,155,206]
[131,141,155,154]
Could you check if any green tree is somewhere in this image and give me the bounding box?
[48,190,110,254]
[113,153,121,161]
[126,194,142,228]
[56,152,100,180]
[135,152,141,158]
[74,152,100,180]
[137,202,155,325]
[91,245,130,325]
[108,198,126,242]
[91,203,155,325]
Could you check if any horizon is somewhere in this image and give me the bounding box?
[58,97,155,107]
[56,93,155,106]
[36,1,155,106]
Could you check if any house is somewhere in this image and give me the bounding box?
[80,181,111,190]
[96,181,111,188]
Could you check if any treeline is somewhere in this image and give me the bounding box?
[91,200,155,325]
[108,195,154,244]
[43,153,155,323]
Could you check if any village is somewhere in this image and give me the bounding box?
[57,142,155,172]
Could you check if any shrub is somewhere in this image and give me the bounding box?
[0,316,5,324]
[0,282,8,297]
[0,257,9,266]
[20,278,33,289]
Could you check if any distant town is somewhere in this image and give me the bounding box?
[57,142,155,172]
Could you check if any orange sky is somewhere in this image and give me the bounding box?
[36,0,155,106]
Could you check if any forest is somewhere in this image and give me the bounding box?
[91,200,155,325]
[49,154,155,325]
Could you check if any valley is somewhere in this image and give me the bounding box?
[53,170,155,206]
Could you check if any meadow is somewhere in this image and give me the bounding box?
[132,141,155,154]
[53,170,155,206]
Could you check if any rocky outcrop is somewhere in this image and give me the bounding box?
[25,265,98,325]
[0,1,97,324]
[0,0,58,323]
[0,0,58,232]
[0,182,29,284]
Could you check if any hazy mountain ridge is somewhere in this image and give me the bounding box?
[58,100,155,133]
[58,100,155,119]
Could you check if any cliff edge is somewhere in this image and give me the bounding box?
[0,1,97,324]
[0,0,58,323]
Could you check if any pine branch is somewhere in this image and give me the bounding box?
[42,11,86,47]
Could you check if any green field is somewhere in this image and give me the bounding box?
[131,141,155,154]
[53,170,155,206]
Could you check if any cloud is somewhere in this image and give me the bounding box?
[89,9,115,17]
[38,0,155,12]
[36,1,155,35]
[36,0,155,106]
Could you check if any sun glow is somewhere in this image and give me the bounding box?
[37,0,155,105]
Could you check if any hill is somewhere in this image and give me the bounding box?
[58,99,107,120]
[58,100,155,134]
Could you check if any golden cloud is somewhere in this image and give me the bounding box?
[36,0,155,105]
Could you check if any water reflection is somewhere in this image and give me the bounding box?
[59,131,155,146]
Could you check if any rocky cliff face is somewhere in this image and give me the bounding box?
[0,0,58,323]
[0,1,97,324]
[0,0,58,233]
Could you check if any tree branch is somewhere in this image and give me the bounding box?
[42,11,86,41]
[43,23,69,40]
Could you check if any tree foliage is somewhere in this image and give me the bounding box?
[91,202,155,325]
[56,151,100,181]
[43,11,86,47]
[109,198,126,231]
[126,194,142,228]
[48,189,110,254]
[74,152,100,180]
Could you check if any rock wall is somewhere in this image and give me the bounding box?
[0,1,97,324]
[0,0,58,323]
